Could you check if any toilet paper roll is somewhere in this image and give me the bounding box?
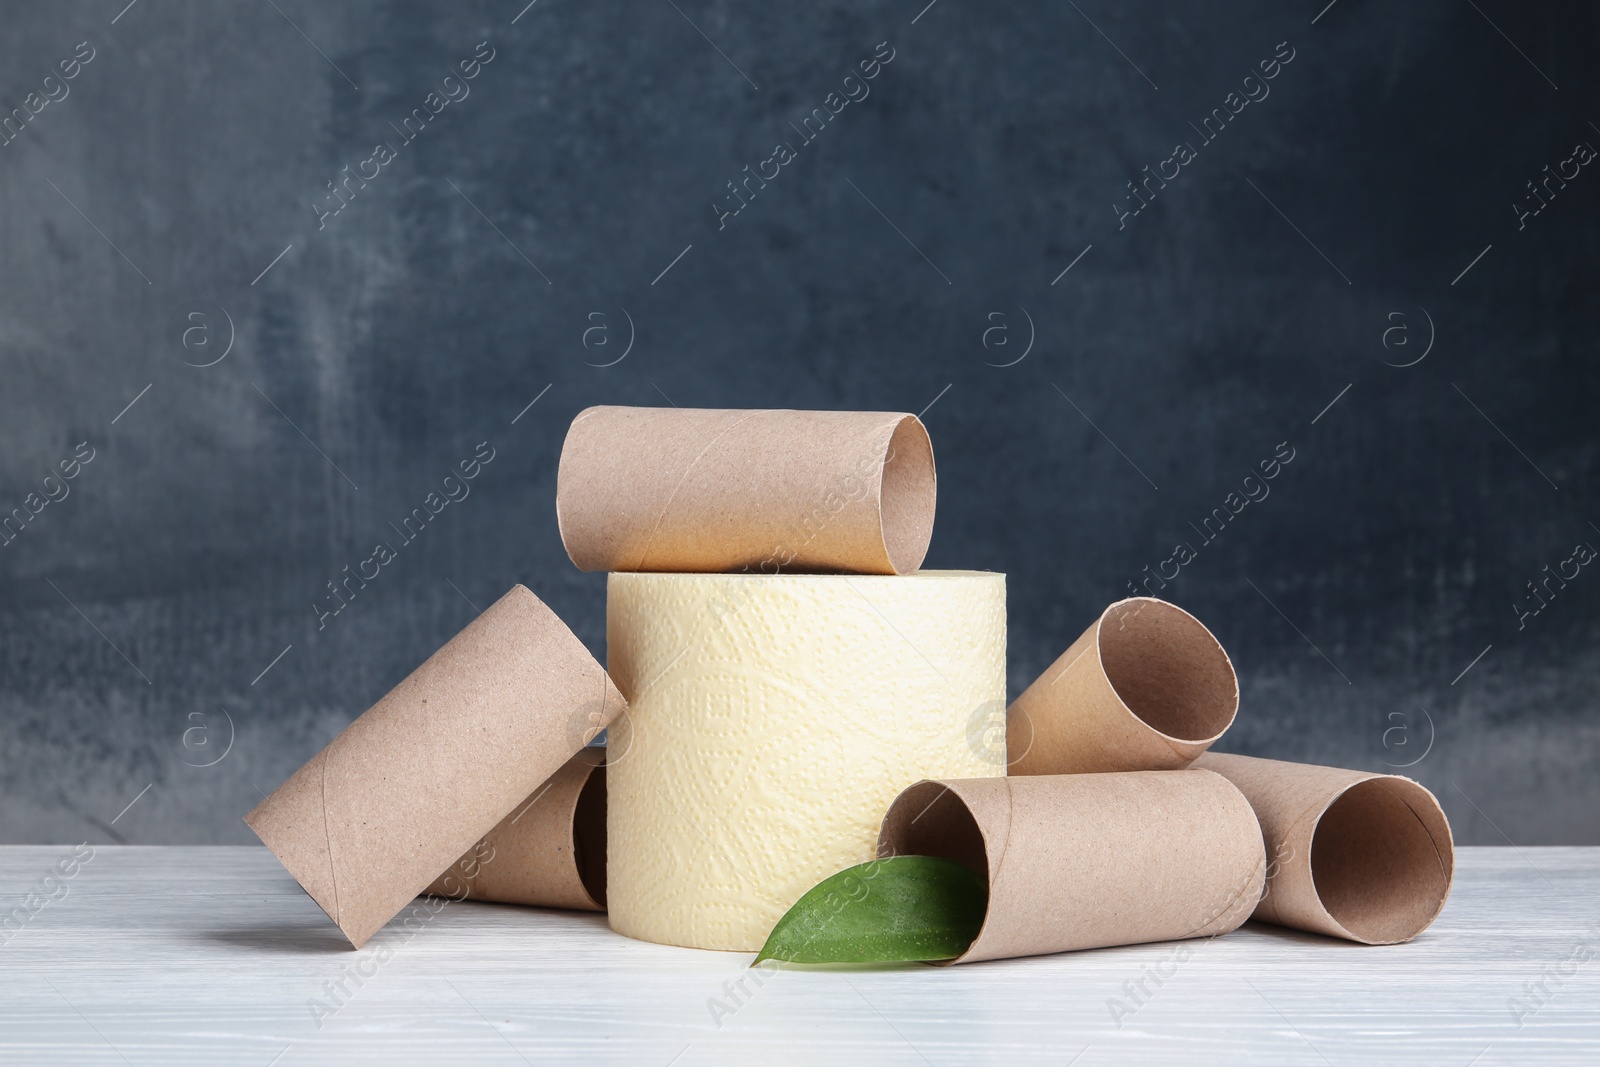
[1008,597,1238,775]
[606,570,1005,951]
[426,747,607,911]
[556,406,936,575]
[1192,753,1454,944]
[245,585,625,948]
[876,771,1266,963]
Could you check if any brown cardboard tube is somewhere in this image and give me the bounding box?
[244,585,626,948]
[426,748,607,911]
[876,771,1265,963]
[555,406,936,575]
[1192,753,1454,944]
[1008,597,1238,774]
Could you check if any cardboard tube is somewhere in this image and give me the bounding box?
[876,771,1265,963]
[1192,753,1454,944]
[1008,597,1238,774]
[245,585,626,948]
[556,406,936,575]
[426,747,607,911]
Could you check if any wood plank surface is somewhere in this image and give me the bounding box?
[0,846,1595,1064]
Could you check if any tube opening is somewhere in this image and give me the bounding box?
[878,416,937,575]
[573,763,607,908]
[879,781,988,884]
[1310,777,1453,944]
[1097,598,1239,743]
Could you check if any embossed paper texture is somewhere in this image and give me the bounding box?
[605,570,1005,951]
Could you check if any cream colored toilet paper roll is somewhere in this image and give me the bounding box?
[606,570,1006,952]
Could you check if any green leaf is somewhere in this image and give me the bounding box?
[754,855,987,965]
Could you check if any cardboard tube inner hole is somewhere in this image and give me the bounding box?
[880,781,988,881]
[1310,777,1452,943]
[574,763,607,908]
[1098,600,1237,742]
[878,417,937,575]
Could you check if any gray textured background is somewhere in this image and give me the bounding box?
[1,0,1594,846]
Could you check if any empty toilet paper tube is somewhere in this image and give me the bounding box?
[556,405,937,575]
[245,585,626,948]
[1192,753,1454,944]
[1008,597,1238,775]
[426,747,607,911]
[876,771,1266,963]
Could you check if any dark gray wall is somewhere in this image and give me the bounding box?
[1,1,1595,846]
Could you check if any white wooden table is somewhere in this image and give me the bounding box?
[1,846,1595,1065]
